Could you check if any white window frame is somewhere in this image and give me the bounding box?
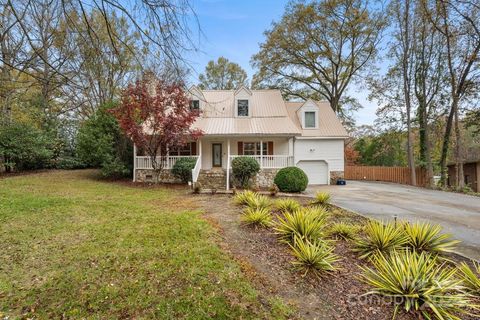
[303,111,317,129]
[236,99,250,117]
[241,142,268,156]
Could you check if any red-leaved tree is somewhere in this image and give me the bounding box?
[111,76,203,182]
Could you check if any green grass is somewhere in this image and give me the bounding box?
[0,170,289,319]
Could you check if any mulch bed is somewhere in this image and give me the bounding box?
[196,194,478,320]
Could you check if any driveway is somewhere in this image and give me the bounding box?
[307,181,480,261]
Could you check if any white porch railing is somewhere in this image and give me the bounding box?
[191,156,201,184]
[229,155,294,168]
[135,156,199,170]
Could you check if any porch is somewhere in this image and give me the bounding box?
[133,136,295,189]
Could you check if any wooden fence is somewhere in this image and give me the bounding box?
[345,166,427,187]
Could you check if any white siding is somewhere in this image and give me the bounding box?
[294,139,344,172]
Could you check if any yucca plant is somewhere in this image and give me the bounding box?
[458,261,480,296]
[403,221,460,255]
[274,198,301,213]
[274,208,328,244]
[241,207,272,228]
[247,194,272,210]
[354,220,408,259]
[327,222,362,241]
[310,191,331,206]
[361,250,471,320]
[290,236,339,277]
[233,190,258,206]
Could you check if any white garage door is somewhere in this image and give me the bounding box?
[296,160,328,185]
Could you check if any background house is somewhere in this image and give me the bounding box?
[447,158,480,192]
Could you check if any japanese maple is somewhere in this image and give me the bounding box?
[111,76,202,182]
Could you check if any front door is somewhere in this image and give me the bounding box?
[212,143,222,167]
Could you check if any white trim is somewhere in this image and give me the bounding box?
[133,144,137,182]
[303,110,318,129]
[295,136,348,140]
[226,139,231,190]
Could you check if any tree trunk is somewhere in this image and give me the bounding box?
[453,99,464,188]
[439,105,454,186]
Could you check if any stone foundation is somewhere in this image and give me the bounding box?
[196,169,226,190]
[330,170,345,185]
[135,169,183,183]
[252,169,280,189]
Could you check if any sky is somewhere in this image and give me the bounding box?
[185,0,380,126]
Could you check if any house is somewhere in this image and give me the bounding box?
[447,158,480,192]
[133,86,349,190]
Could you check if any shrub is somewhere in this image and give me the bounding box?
[247,194,272,210]
[274,208,328,244]
[171,157,197,183]
[290,237,339,277]
[56,157,88,170]
[274,198,301,214]
[231,156,260,188]
[233,190,258,206]
[327,222,362,241]
[241,207,272,228]
[274,167,308,192]
[361,250,470,320]
[101,157,130,178]
[310,191,331,206]
[354,220,408,259]
[458,261,480,296]
[403,221,459,255]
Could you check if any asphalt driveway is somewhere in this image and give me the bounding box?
[307,181,480,261]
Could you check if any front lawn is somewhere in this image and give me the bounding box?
[0,170,288,319]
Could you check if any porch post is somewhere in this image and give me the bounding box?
[289,137,294,166]
[133,143,137,182]
[226,139,230,190]
[260,140,263,168]
[198,139,202,168]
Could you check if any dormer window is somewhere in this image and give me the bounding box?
[190,99,200,111]
[304,111,316,128]
[237,99,249,117]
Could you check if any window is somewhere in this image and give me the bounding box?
[190,100,200,111]
[304,111,316,128]
[172,142,194,156]
[237,99,249,117]
[241,142,268,155]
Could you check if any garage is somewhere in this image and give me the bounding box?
[296,160,329,185]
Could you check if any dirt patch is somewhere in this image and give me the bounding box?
[194,194,416,320]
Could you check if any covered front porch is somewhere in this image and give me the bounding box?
[133,136,295,189]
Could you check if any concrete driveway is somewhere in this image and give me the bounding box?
[307,181,480,260]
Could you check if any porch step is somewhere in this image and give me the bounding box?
[197,169,227,190]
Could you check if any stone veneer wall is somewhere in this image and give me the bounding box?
[135,169,183,183]
[330,171,344,185]
[251,169,280,189]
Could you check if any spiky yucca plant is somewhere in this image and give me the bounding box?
[274,198,301,213]
[403,221,459,255]
[354,220,408,259]
[327,222,362,240]
[241,207,272,228]
[233,190,258,206]
[310,191,331,206]
[246,194,272,210]
[274,208,327,244]
[458,261,480,296]
[361,250,471,320]
[290,237,339,277]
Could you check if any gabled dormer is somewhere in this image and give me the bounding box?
[188,85,205,111]
[297,99,319,129]
[234,86,252,117]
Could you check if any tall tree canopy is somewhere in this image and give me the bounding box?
[251,0,385,120]
[198,57,247,90]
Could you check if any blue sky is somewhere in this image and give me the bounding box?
[186,0,378,125]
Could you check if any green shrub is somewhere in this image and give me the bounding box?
[274,198,301,214]
[403,221,459,255]
[310,191,331,206]
[354,220,408,259]
[231,156,260,188]
[274,167,308,192]
[247,194,272,210]
[171,157,197,183]
[233,190,258,206]
[361,250,470,320]
[274,207,328,244]
[56,157,88,169]
[241,207,272,228]
[101,157,130,178]
[327,222,362,241]
[458,261,480,296]
[290,237,339,277]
